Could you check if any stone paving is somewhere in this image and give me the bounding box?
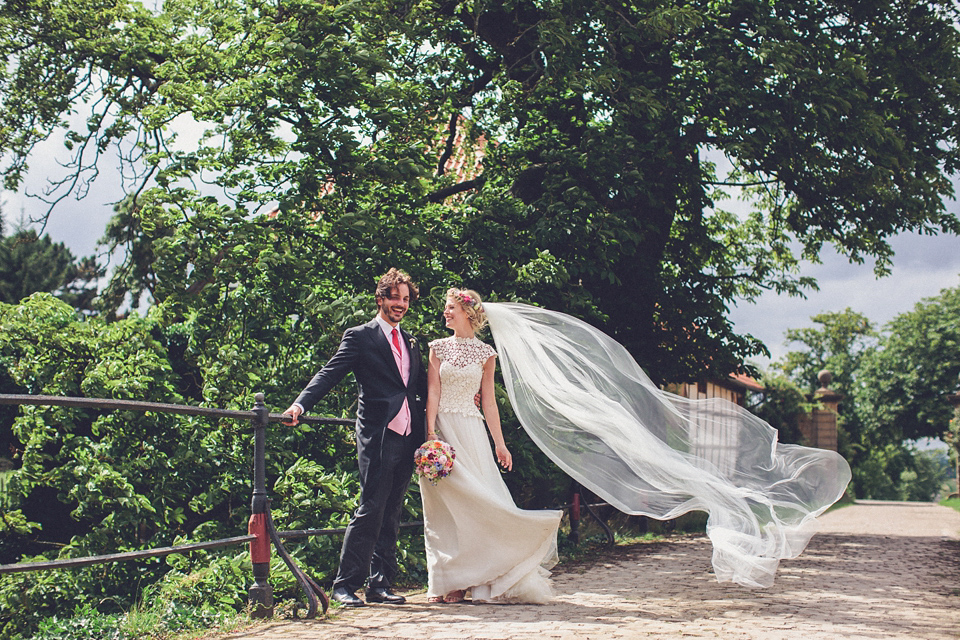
[223,500,960,639]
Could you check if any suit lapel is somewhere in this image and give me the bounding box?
[399,327,420,385]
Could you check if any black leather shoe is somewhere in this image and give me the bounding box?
[365,587,406,604]
[331,586,365,607]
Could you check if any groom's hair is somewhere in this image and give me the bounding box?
[375,268,419,303]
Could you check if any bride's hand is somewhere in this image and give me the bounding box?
[495,444,513,471]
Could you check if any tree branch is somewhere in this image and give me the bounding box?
[704,179,780,187]
[436,112,460,177]
[427,175,485,203]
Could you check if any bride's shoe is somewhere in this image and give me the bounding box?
[443,590,466,603]
[427,595,445,603]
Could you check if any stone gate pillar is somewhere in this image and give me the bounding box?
[947,376,960,498]
[798,370,842,451]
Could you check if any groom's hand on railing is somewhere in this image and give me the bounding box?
[281,404,302,426]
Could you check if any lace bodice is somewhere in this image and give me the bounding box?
[430,336,497,417]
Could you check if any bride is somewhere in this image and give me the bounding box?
[420,289,561,604]
[421,290,850,593]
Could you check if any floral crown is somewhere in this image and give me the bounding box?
[454,291,478,309]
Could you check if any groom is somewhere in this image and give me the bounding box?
[282,268,427,607]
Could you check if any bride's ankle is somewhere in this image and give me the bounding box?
[443,589,466,603]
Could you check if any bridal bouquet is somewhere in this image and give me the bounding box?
[415,440,456,485]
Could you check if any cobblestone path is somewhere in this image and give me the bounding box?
[223,500,960,639]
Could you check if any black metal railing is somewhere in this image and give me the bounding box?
[0,393,356,618]
[0,393,615,619]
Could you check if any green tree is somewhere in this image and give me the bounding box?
[898,448,951,502]
[854,446,951,501]
[947,402,960,496]
[779,309,877,395]
[0,218,100,310]
[2,0,959,382]
[776,308,878,495]
[0,218,102,480]
[852,443,907,500]
[777,291,960,500]
[856,284,960,445]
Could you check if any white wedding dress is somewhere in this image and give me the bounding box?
[421,336,562,603]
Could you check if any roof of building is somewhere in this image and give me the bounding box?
[726,372,765,392]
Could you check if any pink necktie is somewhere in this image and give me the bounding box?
[387,328,411,436]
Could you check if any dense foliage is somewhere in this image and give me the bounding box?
[0,218,100,311]
[856,286,960,444]
[0,294,257,637]
[746,371,811,446]
[778,307,877,456]
[2,0,960,635]
[0,291,554,638]
[2,0,959,380]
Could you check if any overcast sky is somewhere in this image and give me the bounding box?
[729,230,960,367]
[3,141,959,374]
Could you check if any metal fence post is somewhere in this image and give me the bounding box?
[248,393,274,618]
[569,481,581,544]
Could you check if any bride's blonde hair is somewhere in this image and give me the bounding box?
[447,288,487,331]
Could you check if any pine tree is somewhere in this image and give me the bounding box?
[0,217,101,310]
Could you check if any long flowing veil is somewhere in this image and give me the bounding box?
[484,302,851,588]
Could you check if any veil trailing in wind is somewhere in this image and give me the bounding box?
[483,302,851,588]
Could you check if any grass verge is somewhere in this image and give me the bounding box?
[940,497,960,513]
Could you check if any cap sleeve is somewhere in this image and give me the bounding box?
[428,337,448,361]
